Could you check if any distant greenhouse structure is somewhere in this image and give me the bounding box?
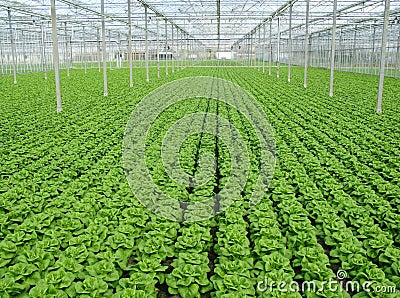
[0,0,399,113]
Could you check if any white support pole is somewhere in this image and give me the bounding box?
[186,35,188,67]
[50,0,62,112]
[262,24,266,74]
[269,21,272,75]
[352,26,357,70]
[157,18,160,78]
[64,22,70,77]
[133,33,137,68]
[7,8,17,84]
[145,6,149,82]
[368,26,374,74]
[187,34,190,68]
[32,33,37,72]
[183,19,186,68]
[250,35,253,68]
[254,31,257,69]
[395,34,400,79]
[80,28,84,70]
[41,23,48,80]
[338,28,343,71]
[179,30,181,68]
[190,38,192,66]
[329,0,337,97]
[165,19,168,75]
[24,33,29,73]
[253,34,257,69]
[258,27,261,71]
[185,33,187,68]
[30,32,34,72]
[247,37,250,67]
[277,17,281,78]
[171,24,175,73]
[190,39,197,66]
[118,33,121,68]
[183,32,185,69]
[69,28,73,72]
[186,34,188,68]
[304,0,310,88]
[376,0,390,114]
[101,0,108,96]
[0,32,5,76]
[83,26,87,74]
[178,30,182,69]
[33,33,38,72]
[188,37,191,66]
[309,34,313,67]
[193,40,195,66]
[177,30,180,69]
[108,31,112,70]
[22,31,27,73]
[288,4,292,82]
[128,0,133,87]
[97,28,101,72]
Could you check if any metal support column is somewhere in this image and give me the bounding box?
[145,6,149,82]
[133,33,137,68]
[288,4,292,82]
[7,8,17,84]
[128,0,133,87]
[80,28,84,70]
[376,0,390,114]
[97,28,101,72]
[247,36,250,67]
[394,32,400,79]
[165,20,168,75]
[64,22,70,76]
[269,21,272,75]
[179,30,182,69]
[22,31,27,73]
[171,24,175,73]
[177,30,181,70]
[83,26,87,74]
[1,33,5,75]
[277,17,280,78]
[157,18,160,78]
[69,29,73,72]
[338,28,343,71]
[41,23,47,80]
[253,34,256,69]
[118,33,121,68]
[186,34,189,68]
[258,28,261,71]
[368,26,373,74]
[329,0,337,97]
[262,24,266,74]
[184,33,187,68]
[352,25,358,71]
[304,0,310,88]
[108,31,112,70]
[50,0,62,112]
[101,0,108,96]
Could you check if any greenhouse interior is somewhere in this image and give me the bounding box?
[1,0,400,297]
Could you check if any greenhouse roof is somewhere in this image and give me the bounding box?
[1,0,399,49]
